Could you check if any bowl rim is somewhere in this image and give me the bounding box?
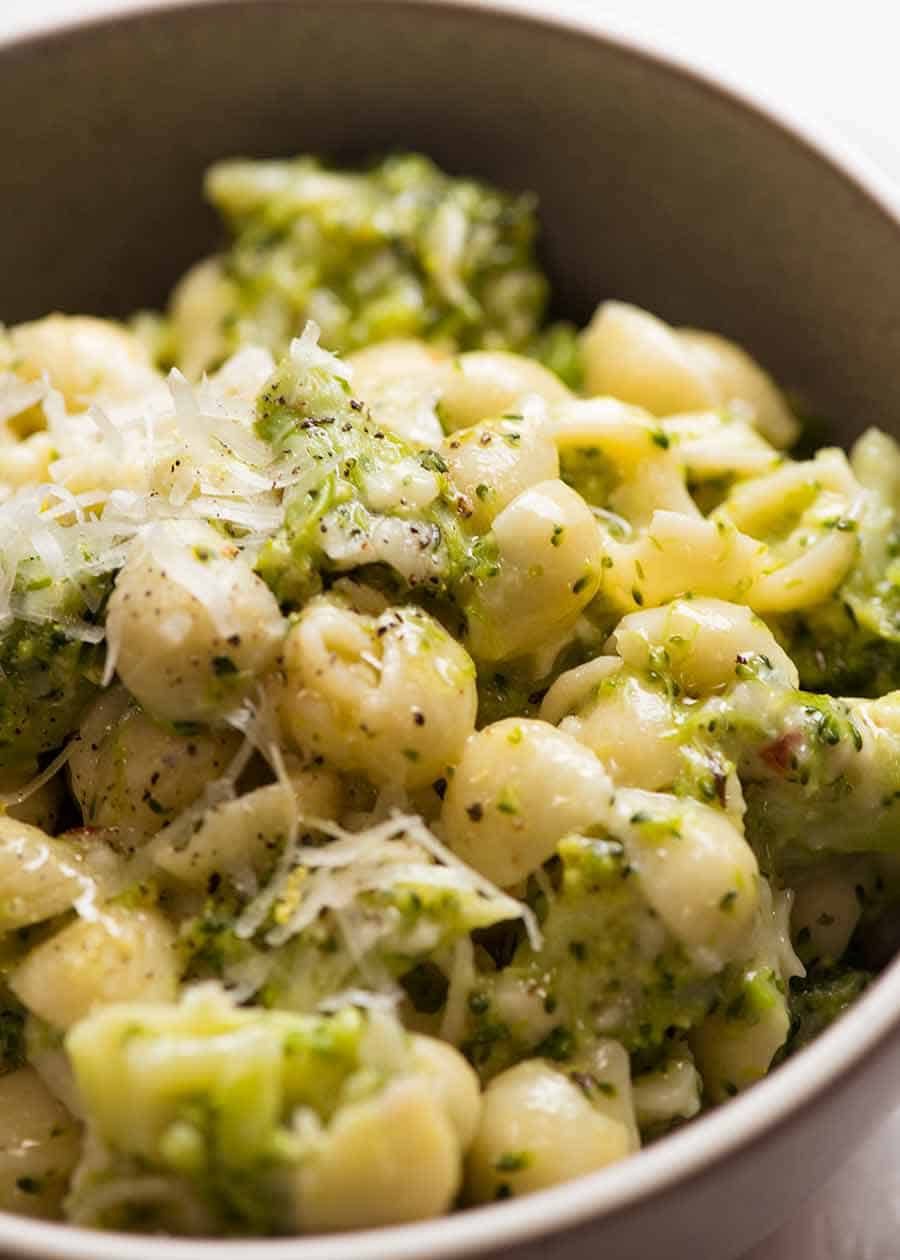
[3,1,900,1257]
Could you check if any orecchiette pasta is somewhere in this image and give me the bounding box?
[465,1058,634,1203]
[152,764,343,886]
[631,1055,702,1131]
[715,449,864,613]
[435,351,570,432]
[106,520,286,722]
[581,301,717,418]
[580,301,799,448]
[612,597,799,695]
[552,395,699,526]
[464,479,601,661]
[346,339,449,447]
[614,791,760,966]
[4,314,161,411]
[67,687,242,837]
[167,258,237,382]
[554,670,681,792]
[599,509,766,614]
[276,597,477,790]
[11,905,179,1030]
[689,984,791,1103]
[442,411,559,532]
[441,718,612,886]
[295,1076,464,1231]
[0,1068,81,1218]
[0,819,118,932]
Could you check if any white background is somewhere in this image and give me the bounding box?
[5,1,900,1256]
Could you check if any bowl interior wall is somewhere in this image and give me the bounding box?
[2,0,899,439]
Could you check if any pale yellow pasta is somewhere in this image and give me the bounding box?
[614,790,760,966]
[790,864,867,965]
[106,520,286,722]
[465,1059,633,1204]
[600,510,766,614]
[168,257,236,382]
[678,329,799,449]
[440,718,612,886]
[276,597,477,790]
[690,988,790,1103]
[662,411,780,481]
[850,425,900,500]
[0,431,56,491]
[464,479,601,661]
[631,1055,702,1130]
[347,339,448,446]
[11,905,179,1030]
[410,1035,482,1149]
[556,671,681,791]
[436,350,570,432]
[5,314,161,411]
[715,449,863,613]
[442,411,559,532]
[152,765,343,887]
[580,301,798,448]
[0,1068,81,1219]
[581,1038,640,1152]
[750,536,860,613]
[689,877,798,1101]
[67,688,242,837]
[552,396,699,526]
[0,819,119,932]
[612,597,799,696]
[539,655,621,727]
[581,301,715,417]
[294,1076,462,1231]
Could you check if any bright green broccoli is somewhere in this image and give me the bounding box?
[252,335,498,612]
[66,985,473,1234]
[177,810,526,1017]
[460,834,729,1079]
[163,154,559,377]
[0,571,110,767]
[65,988,377,1232]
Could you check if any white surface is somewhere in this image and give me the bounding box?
[4,1,900,1258]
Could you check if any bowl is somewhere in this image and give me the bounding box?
[3,3,900,1259]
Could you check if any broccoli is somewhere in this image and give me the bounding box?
[164,154,555,377]
[460,834,725,1079]
[0,571,110,767]
[779,965,872,1059]
[776,428,900,696]
[253,335,498,613]
[66,987,375,1232]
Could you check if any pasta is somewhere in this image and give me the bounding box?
[0,151,892,1238]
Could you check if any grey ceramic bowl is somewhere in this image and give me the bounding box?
[2,3,900,1259]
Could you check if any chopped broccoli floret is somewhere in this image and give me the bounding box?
[165,154,552,376]
[779,965,872,1059]
[0,572,110,767]
[253,337,500,616]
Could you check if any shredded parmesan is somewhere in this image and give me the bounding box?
[230,808,539,962]
[0,345,303,640]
